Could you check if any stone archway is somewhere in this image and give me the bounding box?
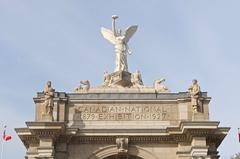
[88,145,158,159]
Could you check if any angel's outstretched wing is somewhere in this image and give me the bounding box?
[101,27,116,45]
[124,25,138,43]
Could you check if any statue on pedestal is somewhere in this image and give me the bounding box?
[101,15,138,72]
[75,80,90,92]
[131,70,144,88]
[43,81,55,116]
[188,79,201,112]
[154,79,169,93]
[102,71,111,87]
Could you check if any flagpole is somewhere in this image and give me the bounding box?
[1,126,6,159]
[0,135,3,159]
[0,126,11,159]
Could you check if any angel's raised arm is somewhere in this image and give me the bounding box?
[112,15,118,36]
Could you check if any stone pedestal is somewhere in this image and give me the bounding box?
[41,114,53,122]
[192,112,207,121]
[110,71,132,87]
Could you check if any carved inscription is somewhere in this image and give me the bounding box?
[74,104,175,121]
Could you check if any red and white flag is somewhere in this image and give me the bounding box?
[2,126,11,141]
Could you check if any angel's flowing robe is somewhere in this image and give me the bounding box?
[115,36,128,72]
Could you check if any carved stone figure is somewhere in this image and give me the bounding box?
[101,15,138,72]
[43,81,55,116]
[102,71,111,87]
[188,79,201,112]
[154,79,169,93]
[131,70,144,87]
[116,137,128,153]
[75,80,90,92]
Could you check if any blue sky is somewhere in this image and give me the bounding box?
[0,0,240,158]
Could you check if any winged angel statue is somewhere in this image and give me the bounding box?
[101,15,138,72]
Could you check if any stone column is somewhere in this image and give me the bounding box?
[52,93,67,122]
[207,143,219,159]
[37,138,55,159]
[26,146,38,159]
[190,137,210,159]
[25,122,65,159]
[55,143,68,159]
[177,142,192,159]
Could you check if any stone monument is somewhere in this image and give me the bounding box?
[101,15,137,88]
[42,81,55,121]
[188,79,202,112]
[101,15,137,73]
[16,15,229,159]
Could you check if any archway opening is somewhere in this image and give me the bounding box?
[104,155,143,159]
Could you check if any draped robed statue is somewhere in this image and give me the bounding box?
[101,15,138,72]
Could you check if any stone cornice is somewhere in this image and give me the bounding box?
[64,121,229,147]
[63,130,227,146]
[15,128,39,148]
[65,134,185,145]
[206,132,229,148]
[26,121,65,129]
[33,92,68,103]
[16,121,229,149]
[26,122,65,138]
[34,92,210,101]
[68,121,227,136]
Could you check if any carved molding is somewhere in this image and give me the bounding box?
[186,129,216,137]
[88,145,158,159]
[33,129,63,138]
[22,135,39,148]
[70,136,115,144]
[67,135,188,145]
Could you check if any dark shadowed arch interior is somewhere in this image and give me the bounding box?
[104,155,143,159]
